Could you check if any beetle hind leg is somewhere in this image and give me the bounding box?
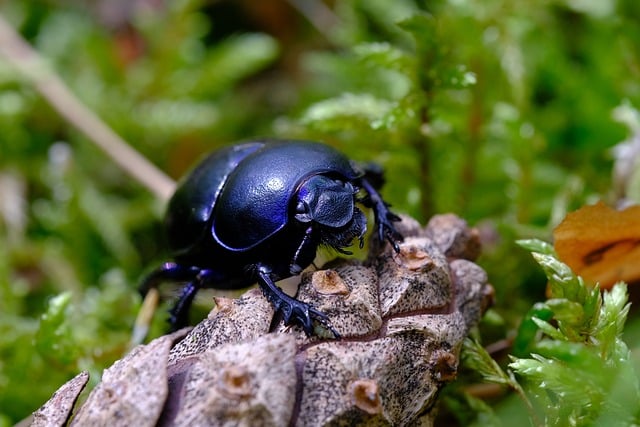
[167,268,225,330]
[139,263,217,331]
[139,262,201,297]
[168,281,199,330]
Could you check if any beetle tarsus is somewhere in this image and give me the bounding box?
[256,264,339,338]
[308,307,341,339]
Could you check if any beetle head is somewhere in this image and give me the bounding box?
[294,175,367,249]
[294,175,357,226]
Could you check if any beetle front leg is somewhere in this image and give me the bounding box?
[255,263,339,338]
[358,172,402,252]
[290,226,317,275]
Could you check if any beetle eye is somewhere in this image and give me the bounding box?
[345,182,356,193]
[296,201,307,214]
[294,201,313,223]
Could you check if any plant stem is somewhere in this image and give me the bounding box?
[510,373,543,427]
[414,103,433,220]
[0,14,176,202]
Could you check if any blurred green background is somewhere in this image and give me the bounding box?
[1,0,639,424]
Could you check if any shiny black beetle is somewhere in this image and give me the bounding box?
[141,140,402,337]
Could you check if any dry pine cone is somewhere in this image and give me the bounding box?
[31,214,493,427]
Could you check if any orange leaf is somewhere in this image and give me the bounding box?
[553,201,640,289]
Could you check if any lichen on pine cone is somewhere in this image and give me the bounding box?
[31,214,493,427]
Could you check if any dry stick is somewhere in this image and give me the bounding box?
[287,0,339,38]
[0,14,176,202]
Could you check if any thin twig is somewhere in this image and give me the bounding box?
[0,14,176,201]
[287,0,340,39]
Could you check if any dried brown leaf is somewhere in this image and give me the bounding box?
[554,201,640,288]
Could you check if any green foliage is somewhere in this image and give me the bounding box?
[0,264,137,420]
[509,242,639,426]
[35,292,78,365]
[459,241,640,426]
[1,0,640,424]
[463,338,523,391]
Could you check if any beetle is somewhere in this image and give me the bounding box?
[140,140,402,337]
